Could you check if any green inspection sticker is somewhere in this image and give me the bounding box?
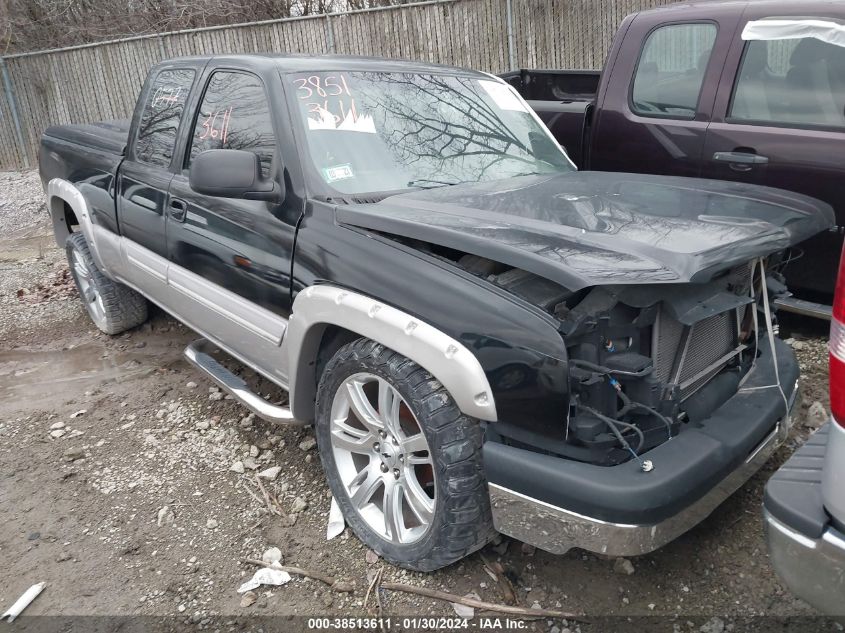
[323,164,354,183]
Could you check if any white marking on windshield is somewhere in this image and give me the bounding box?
[307,105,376,133]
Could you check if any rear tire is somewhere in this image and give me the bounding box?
[315,338,495,571]
[66,232,148,335]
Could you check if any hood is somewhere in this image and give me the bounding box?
[336,172,834,291]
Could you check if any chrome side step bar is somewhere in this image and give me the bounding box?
[184,339,304,425]
[773,296,832,321]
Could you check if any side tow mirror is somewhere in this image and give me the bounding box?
[189,149,283,202]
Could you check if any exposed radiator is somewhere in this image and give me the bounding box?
[652,308,742,399]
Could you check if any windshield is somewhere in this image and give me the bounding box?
[286,71,574,195]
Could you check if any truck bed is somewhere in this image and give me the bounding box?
[39,119,129,236]
[500,69,600,102]
[499,70,597,168]
[43,120,130,157]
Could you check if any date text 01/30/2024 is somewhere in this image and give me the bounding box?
[307,617,529,630]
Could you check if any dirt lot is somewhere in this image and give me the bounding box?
[0,170,840,632]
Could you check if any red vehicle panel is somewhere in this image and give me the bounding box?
[511,0,845,301]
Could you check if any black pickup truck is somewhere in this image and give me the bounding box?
[504,0,845,309]
[40,54,832,570]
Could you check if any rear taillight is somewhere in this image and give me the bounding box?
[829,240,845,427]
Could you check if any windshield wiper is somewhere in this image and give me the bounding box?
[407,178,463,189]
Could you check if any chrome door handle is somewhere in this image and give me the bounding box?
[713,151,769,166]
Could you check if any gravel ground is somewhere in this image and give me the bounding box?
[0,170,840,632]
[0,170,46,234]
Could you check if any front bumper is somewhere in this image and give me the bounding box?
[764,423,845,616]
[490,421,790,556]
[486,337,799,556]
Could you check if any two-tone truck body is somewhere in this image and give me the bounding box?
[40,54,832,570]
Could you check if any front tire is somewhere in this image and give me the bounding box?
[315,338,495,571]
[66,233,148,335]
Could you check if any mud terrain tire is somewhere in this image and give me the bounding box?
[66,232,148,335]
[315,338,495,571]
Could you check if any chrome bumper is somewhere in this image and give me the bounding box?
[765,511,845,616]
[489,391,796,557]
[773,296,832,321]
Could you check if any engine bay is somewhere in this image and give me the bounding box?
[556,268,758,466]
[454,251,789,467]
[381,234,791,467]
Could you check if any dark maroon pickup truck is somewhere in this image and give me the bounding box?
[504,0,845,309]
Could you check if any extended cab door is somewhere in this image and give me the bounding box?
[117,65,200,296]
[589,10,740,176]
[701,8,845,295]
[165,64,301,379]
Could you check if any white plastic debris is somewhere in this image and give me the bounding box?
[237,567,291,593]
[326,496,345,541]
[3,582,46,622]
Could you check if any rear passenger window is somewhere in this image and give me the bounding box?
[188,71,276,178]
[135,69,195,168]
[730,38,845,129]
[631,23,718,119]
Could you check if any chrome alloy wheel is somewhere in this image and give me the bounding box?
[72,249,107,330]
[329,372,436,544]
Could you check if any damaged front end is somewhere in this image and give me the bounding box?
[559,262,765,467]
[479,255,799,556]
[335,171,831,555]
[452,248,790,469]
